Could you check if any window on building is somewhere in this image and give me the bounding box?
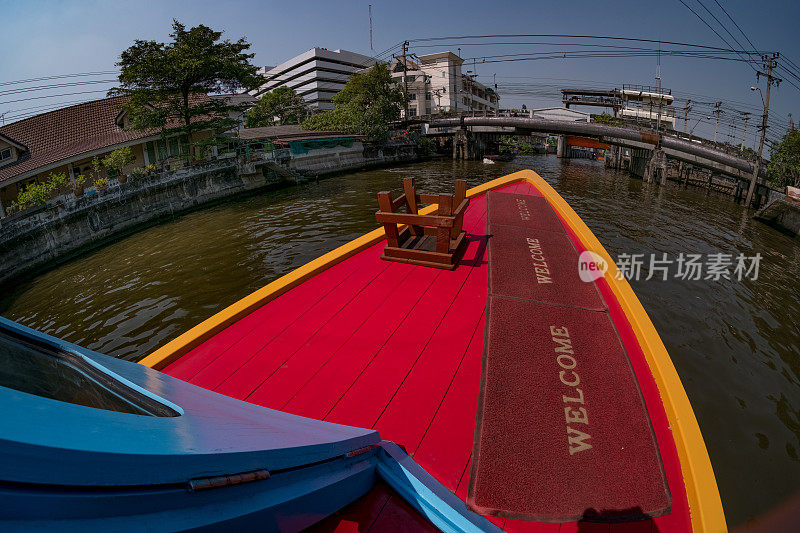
[408,108,417,117]
[0,148,11,161]
[409,93,416,101]
[406,75,416,83]
[157,139,168,160]
[426,107,432,115]
[146,141,157,164]
[426,92,432,100]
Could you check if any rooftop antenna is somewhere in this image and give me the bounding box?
[655,44,662,132]
[369,5,374,52]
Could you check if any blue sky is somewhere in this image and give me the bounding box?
[1,0,798,146]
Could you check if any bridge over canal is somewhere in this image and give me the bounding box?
[420,116,770,205]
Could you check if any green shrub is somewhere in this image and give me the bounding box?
[130,167,147,180]
[416,137,437,156]
[102,147,136,177]
[13,171,71,209]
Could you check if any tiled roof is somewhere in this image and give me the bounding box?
[0,97,151,183]
[0,94,210,184]
[210,93,258,106]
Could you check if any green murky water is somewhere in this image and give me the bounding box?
[1,155,798,526]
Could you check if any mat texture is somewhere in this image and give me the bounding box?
[487,223,606,311]
[468,192,671,523]
[486,192,567,233]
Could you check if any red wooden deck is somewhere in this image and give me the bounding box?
[163,182,691,532]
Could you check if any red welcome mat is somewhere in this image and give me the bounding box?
[487,223,606,311]
[486,191,567,234]
[468,191,671,522]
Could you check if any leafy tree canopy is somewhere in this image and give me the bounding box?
[302,63,405,142]
[109,20,264,139]
[593,112,622,126]
[768,129,800,188]
[247,87,308,127]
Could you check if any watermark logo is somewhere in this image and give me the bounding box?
[578,251,608,282]
[577,252,762,282]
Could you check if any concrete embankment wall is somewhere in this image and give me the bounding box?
[755,197,800,239]
[289,142,417,176]
[0,142,419,285]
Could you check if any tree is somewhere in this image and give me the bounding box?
[768,129,800,188]
[247,87,308,127]
[302,63,405,142]
[593,112,623,126]
[109,20,264,144]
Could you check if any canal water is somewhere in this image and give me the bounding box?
[1,155,798,526]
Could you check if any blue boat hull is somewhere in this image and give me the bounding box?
[0,317,500,532]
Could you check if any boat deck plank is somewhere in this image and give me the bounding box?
[164,181,690,532]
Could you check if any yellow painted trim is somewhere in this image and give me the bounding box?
[139,168,724,532]
[519,169,726,533]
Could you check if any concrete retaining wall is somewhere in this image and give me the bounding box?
[755,197,800,239]
[0,143,420,285]
[0,160,285,284]
[290,142,418,176]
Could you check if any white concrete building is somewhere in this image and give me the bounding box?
[252,48,375,111]
[619,84,676,130]
[391,51,499,117]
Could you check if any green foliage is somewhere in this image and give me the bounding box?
[109,20,265,139]
[13,171,70,209]
[94,177,109,189]
[302,63,404,142]
[416,136,437,156]
[130,167,147,180]
[593,112,623,126]
[438,108,460,117]
[102,147,136,175]
[247,87,308,127]
[768,129,800,188]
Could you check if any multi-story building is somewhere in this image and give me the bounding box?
[252,48,375,112]
[618,84,675,130]
[560,85,675,130]
[391,51,499,117]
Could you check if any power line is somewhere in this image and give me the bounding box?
[676,0,759,73]
[0,79,117,98]
[0,71,118,88]
[408,33,754,53]
[712,0,758,52]
[0,89,112,107]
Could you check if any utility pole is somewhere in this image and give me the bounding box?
[684,99,692,133]
[655,47,662,132]
[473,57,477,117]
[740,112,750,153]
[745,53,781,208]
[368,5,373,51]
[456,48,461,113]
[401,40,409,119]
[713,102,723,144]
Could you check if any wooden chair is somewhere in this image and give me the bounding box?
[375,178,469,270]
